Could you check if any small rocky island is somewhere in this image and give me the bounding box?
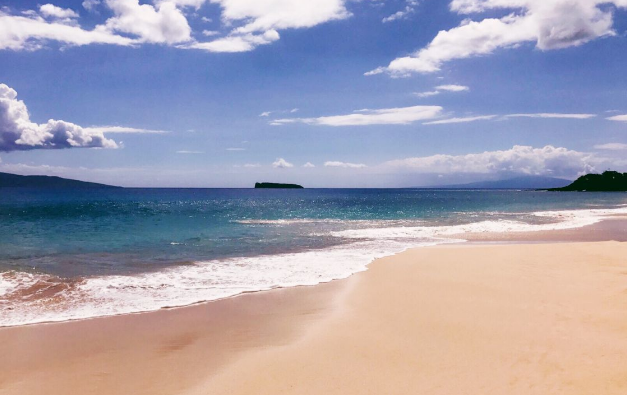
[255,182,304,189]
[548,171,627,192]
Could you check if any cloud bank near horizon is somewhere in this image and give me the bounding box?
[381,145,603,178]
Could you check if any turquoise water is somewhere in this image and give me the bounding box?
[1,188,626,326]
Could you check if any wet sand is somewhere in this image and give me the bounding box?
[1,221,627,394]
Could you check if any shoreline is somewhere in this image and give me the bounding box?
[3,212,626,328]
[1,219,626,393]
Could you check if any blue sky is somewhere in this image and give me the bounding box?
[1,0,627,187]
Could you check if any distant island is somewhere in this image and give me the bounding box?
[255,182,304,189]
[0,172,119,189]
[548,171,627,192]
[435,175,571,189]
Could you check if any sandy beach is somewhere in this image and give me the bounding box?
[1,221,627,395]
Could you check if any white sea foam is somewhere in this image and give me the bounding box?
[1,206,626,327]
[234,219,346,225]
[331,207,627,240]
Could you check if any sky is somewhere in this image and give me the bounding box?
[0,0,627,187]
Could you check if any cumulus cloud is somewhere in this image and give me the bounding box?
[244,163,261,168]
[185,0,350,52]
[303,162,316,168]
[382,145,596,177]
[226,147,246,151]
[424,115,496,125]
[324,161,367,168]
[212,0,350,34]
[271,105,442,126]
[606,114,627,122]
[2,0,350,52]
[103,0,192,44]
[594,143,627,150]
[0,10,134,50]
[506,113,596,119]
[40,4,79,20]
[176,150,204,154]
[82,0,101,12]
[0,83,117,152]
[369,0,627,76]
[272,157,293,168]
[415,84,469,98]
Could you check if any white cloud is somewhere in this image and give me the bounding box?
[2,0,351,53]
[244,163,261,168]
[382,0,419,23]
[84,126,169,134]
[370,0,627,76]
[506,113,596,119]
[424,115,496,125]
[212,0,350,34]
[415,84,469,97]
[176,150,204,154]
[186,0,350,52]
[187,29,279,52]
[414,90,440,98]
[303,162,315,168]
[260,108,298,117]
[272,157,293,168]
[382,145,596,177]
[0,11,134,50]
[103,0,192,44]
[325,161,367,168]
[271,105,443,126]
[594,143,627,150]
[164,0,208,9]
[436,84,469,92]
[607,114,627,122]
[0,83,117,152]
[40,4,79,20]
[82,0,101,12]
[226,147,246,151]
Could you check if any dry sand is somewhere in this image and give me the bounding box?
[2,230,627,394]
[196,241,627,395]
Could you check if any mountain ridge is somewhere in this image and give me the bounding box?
[0,172,120,189]
[430,175,572,189]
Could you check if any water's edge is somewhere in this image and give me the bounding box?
[2,206,626,328]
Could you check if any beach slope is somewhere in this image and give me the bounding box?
[2,242,627,395]
[199,242,627,394]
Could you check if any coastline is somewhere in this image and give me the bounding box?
[1,219,627,394]
[4,206,627,328]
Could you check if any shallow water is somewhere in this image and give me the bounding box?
[1,188,626,326]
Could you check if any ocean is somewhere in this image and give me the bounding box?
[1,188,626,327]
